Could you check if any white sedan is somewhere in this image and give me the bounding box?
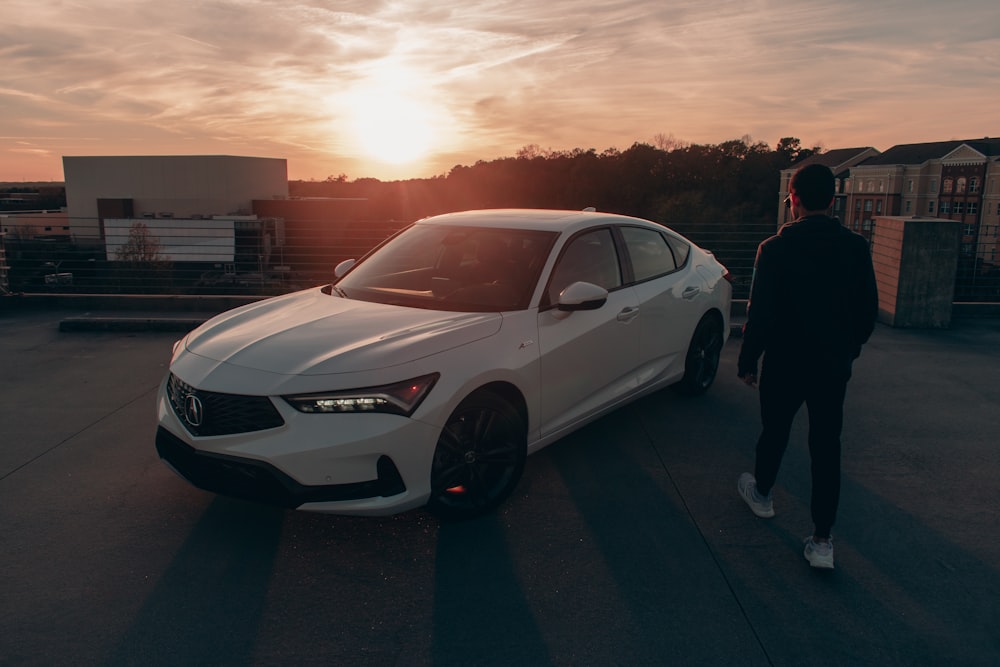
[156,209,732,519]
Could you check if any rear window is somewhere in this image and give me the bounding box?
[621,226,678,282]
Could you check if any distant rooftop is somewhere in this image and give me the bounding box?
[858,137,1000,166]
[791,148,879,176]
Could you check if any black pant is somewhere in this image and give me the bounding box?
[753,355,852,538]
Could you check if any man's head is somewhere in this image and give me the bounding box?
[789,163,835,213]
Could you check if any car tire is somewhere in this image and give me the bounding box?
[675,315,724,396]
[427,390,526,520]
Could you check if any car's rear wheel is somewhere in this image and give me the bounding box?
[427,391,526,520]
[676,315,724,396]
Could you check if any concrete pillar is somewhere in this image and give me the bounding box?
[871,216,961,328]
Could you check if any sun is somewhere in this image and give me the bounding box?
[350,91,436,165]
[333,63,450,167]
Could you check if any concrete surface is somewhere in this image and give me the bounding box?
[1,306,998,666]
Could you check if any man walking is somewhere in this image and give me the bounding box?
[736,163,879,569]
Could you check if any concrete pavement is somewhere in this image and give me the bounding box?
[1,305,998,666]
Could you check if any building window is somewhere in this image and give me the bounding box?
[879,180,885,193]
[955,202,965,215]
[970,177,979,193]
[929,201,936,213]
[907,179,914,193]
[867,180,875,193]
[864,200,873,212]
[930,178,938,193]
[940,201,951,214]
[943,178,953,194]
[996,202,1000,215]
[964,223,975,236]
[957,177,967,193]
[845,178,851,192]
[905,200,912,213]
[875,200,883,214]
[863,219,872,231]
[855,200,862,211]
[967,202,978,215]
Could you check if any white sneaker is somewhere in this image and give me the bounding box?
[803,536,835,569]
[737,472,774,518]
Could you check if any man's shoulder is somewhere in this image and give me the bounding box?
[836,225,873,254]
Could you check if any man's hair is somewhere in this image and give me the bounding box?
[790,163,835,211]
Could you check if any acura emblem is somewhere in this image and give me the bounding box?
[184,394,204,427]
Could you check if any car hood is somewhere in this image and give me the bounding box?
[181,287,502,376]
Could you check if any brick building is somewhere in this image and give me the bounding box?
[781,138,1000,283]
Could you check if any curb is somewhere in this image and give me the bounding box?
[58,316,209,333]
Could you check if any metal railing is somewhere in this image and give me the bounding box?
[1,216,997,303]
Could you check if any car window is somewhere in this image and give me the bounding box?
[665,233,690,268]
[546,228,622,304]
[336,224,557,312]
[620,226,679,282]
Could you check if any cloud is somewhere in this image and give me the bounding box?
[1,0,999,181]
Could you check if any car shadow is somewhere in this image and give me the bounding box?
[102,497,285,666]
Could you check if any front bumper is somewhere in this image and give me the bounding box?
[156,427,406,509]
[155,373,445,515]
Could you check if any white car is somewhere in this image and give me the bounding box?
[156,209,732,519]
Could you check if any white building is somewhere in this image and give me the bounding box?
[62,155,288,245]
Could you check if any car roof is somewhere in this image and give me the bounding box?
[414,208,669,235]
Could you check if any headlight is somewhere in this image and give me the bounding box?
[282,373,440,417]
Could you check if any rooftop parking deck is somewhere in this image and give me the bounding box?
[1,306,998,666]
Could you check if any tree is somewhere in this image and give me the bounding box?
[775,137,820,167]
[653,133,688,152]
[114,222,166,265]
[113,222,172,293]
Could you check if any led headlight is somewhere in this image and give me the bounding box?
[282,373,439,417]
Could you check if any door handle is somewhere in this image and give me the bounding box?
[617,306,639,322]
[682,286,701,300]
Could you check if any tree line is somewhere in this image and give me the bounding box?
[291,136,816,227]
[289,136,818,292]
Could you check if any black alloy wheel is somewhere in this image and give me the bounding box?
[676,316,724,396]
[427,391,526,520]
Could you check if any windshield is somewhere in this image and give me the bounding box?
[335,224,558,312]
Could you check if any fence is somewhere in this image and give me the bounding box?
[1,215,997,303]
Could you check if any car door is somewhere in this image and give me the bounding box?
[536,228,640,437]
[619,226,703,386]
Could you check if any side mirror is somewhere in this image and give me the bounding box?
[334,259,356,278]
[557,281,608,311]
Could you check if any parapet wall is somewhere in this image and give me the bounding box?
[872,216,961,328]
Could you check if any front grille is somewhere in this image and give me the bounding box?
[167,373,285,437]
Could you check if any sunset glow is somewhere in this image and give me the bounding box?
[351,94,437,165]
[335,65,449,166]
[2,1,999,182]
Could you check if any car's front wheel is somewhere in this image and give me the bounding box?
[427,390,526,520]
[676,315,724,396]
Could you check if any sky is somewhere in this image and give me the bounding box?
[2,0,999,183]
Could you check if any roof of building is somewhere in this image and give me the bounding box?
[858,137,1000,166]
[794,148,876,168]
[789,148,879,177]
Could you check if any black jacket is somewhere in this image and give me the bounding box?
[737,215,879,376]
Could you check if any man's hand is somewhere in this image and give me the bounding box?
[739,372,758,388]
